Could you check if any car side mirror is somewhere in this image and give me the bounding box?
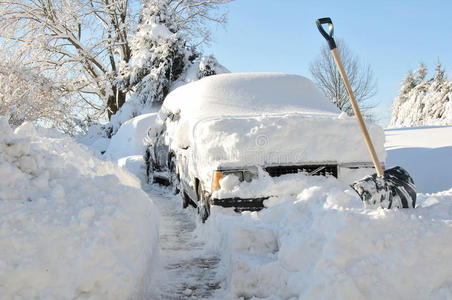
[171,112,180,121]
[147,125,159,138]
[167,111,180,122]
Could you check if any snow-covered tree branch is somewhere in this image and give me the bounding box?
[0,59,78,132]
[390,62,451,127]
[0,0,232,127]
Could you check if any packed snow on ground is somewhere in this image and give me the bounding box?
[385,125,452,193]
[0,117,159,299]
[193,171,452,300]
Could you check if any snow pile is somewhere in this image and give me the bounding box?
[103,113,158,177]
[386,125,452,193]
[0,117,159,299]
[76,123,111,156]
[197,173,452,299]
[390,63,451,127]
[104,113,158,162]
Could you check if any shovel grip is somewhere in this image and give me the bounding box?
[316,18,336,50]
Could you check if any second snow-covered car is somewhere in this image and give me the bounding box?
[145,73,385,221]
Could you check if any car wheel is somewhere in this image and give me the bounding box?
[182,192,197,209]
[169,157,180,195]
[197,183,210,223]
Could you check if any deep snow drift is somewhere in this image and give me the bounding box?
[0,118,159,299]
[385,125,452,193]
[186,125,452,299]
[196,172,452,300]
[103,112,158,176]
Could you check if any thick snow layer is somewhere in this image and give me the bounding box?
[385,125,452,193]
[76,124,111,157]
[164,73,340,125]
[0,118,159,299]
[104,113,158,162]
[196,173,452,300]
[173,113,384,191]
[193,113,385,169]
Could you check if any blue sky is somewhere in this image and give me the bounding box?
[205,0,452,127]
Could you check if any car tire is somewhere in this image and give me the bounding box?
[197,183,210,223]
[182,192,197,209]
[145,148,153,184]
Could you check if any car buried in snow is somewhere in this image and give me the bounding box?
[145,73,385,221]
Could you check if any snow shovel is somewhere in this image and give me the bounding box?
[316,17,416,208]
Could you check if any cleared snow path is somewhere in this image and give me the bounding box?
[144,185,223,299]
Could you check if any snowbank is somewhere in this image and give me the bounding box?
[0,118,159,299]
[385,125,452,193]
[76,124,111,157]
[196,173,452,300]
[104,112,158,162]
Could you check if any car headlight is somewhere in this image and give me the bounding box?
[212,169,257,191]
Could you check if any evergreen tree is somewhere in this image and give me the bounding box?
[390,61,451,127]
[400,70,416,95]
[126,1,195,105]
[107,1,230,135]
[432,60,446,91]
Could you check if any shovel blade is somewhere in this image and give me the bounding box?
[351,166,416,208]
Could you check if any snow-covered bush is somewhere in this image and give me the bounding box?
[390,62,451,127]
[0,117,159,299]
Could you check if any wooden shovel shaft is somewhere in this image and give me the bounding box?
[331,48,384,177]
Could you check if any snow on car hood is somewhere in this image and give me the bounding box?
[192,113,385,171]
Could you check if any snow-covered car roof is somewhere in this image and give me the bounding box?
[163,73,340,121]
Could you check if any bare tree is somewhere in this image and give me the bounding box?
[310,40,377,116]
[0,0,231,122]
